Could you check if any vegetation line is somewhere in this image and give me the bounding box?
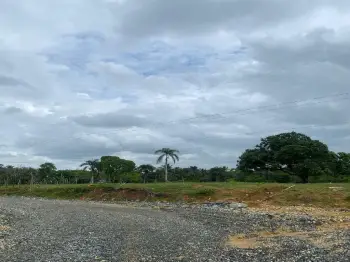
[0,132,349,186]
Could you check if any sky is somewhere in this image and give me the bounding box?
[1,0,350,169]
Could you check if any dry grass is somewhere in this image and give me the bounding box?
[228,234,259,249]
[0,225,10,231]
[228,221,350,249]
[1,182,350,208]
[228,201,350,250]
[250,205,350,223]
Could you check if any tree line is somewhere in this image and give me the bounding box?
[1,133,350,185]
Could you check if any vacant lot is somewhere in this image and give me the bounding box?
[1,182,350,208]
[1,183,350,261]
[1,196,350,262]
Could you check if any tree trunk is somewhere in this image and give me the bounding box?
[90,173,94,184]
[96,171,101,183]
[30,172,34,191]
[165,156,168,182]
[265,169,269,181]
[301,174,309,183]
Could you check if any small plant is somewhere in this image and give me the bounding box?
[192,188,216,196]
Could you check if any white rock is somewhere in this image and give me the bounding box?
[229,203,248,209]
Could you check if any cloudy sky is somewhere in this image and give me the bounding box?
[1,0,350,169]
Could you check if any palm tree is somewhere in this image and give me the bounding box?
[80,159,100,184]
[154,148,179,182]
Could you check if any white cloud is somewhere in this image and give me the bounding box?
[1,0,350,169]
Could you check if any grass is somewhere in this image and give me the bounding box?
[0,182,350,208]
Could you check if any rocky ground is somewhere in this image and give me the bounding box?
[0,196,349,262]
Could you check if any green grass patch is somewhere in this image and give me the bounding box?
[345,195,350,202]
[188,188,216,196]
[0,183,349,208]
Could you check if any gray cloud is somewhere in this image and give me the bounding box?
[2,106,23,115]
[19,138,118,161]
[0,75,27,87]
[71,112,149,128]
[14,123,120,161]
[118,0,328,37]
[232,32,350,102]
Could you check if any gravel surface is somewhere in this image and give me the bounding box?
[0,196,349,262]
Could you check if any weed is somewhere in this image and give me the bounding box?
[190,188,216,196]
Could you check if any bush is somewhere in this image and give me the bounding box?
[244,174,266,182]
[342,176,350,183]
[120,172,141,183]
[290,175,303,183]
[199,177,211,182]
[191,188,216,196]
[269,171,291,183]
[227,178,237,184]
[308,175,330,183]
[233,170,249,182]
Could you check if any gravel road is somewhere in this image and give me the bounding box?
[1,197,349,262]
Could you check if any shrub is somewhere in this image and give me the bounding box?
[227,178,237,184]
[244,174,266,182]
[192,188,216,196]
[232,170,250,182]
[120,172,141,183]
[269,171,291,183]
[199,177,211,182]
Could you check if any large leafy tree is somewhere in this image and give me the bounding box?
[38,162,57,184]
[209,166,230,182]
[80,159,101,184]
[100,156,136,183]
[0,164,8,185]
[333,152,350,178]
[237,132,331,183]
[155,148,179,182]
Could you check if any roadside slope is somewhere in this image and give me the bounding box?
[1,183,350,208]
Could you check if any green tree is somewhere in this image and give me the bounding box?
[137,164,155,183]
[120,171,141,183]
[80,159,101,184]
[155,148,179,182]
[336,152,350,180]
[38,162,57,184]
[0,165,5,185]
[237,132,331,183]
[100,156,136,183]
[208,166,232,182]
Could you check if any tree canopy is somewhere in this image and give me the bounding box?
[237,132,347,183]
[100,156,136,183]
